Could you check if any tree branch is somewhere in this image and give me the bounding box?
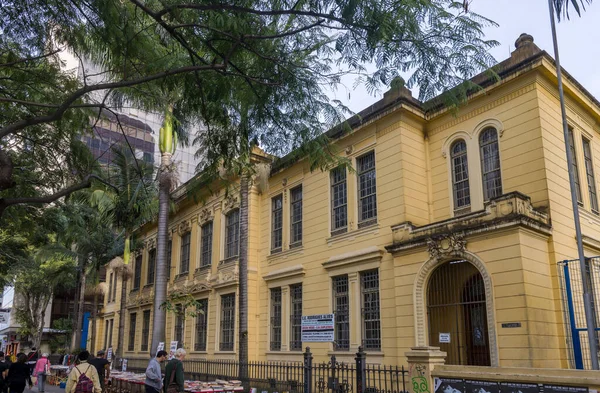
[0,49,62,68]
[0,63,225,139]
[0,174,119,218]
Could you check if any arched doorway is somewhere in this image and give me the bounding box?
[427,260,491,366]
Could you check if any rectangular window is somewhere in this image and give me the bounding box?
[128,313,137,351]
[180,232,191,274]
[225,210,240,259]
[270,288,282,351]
[104,320,110,350]
[220,294,236,351]
[141,310,151,352]
[112,273,118,302]
[332,275,350,350]
[361,270,381,350]
[569,128,583,203]
[357,151,377,225]
[108,319,114,350]
[167,240,173,279]
[583,138,598,211]
[200,222,213,268]
[271,195,283,252]
[107,273,114,303]
[147,248,156,286]
[133,254,142,290]
[174,304,185,347]
[290,186,303,246]
[290,284,303,351]
[194,299,208,352]
[331,167,348,234]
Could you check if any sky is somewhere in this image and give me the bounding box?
[327,0,600,113]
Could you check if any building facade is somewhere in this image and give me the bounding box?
[93,34,600,369]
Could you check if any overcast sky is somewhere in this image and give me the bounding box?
[327,0,600,113]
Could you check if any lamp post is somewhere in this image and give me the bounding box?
[547,0,599,370]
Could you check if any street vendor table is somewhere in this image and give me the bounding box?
[109,372,244,393]
[48,365,70,386]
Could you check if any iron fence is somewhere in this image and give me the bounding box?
[119,347,408,393]
[557,257,600,369]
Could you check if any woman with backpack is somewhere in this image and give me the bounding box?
[7,353,32,393]
[65,351,101,393]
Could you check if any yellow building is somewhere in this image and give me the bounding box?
[93,33,600,370]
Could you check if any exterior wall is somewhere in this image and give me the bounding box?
[95,53,600,371]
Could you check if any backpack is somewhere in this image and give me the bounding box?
[74,365,94,393]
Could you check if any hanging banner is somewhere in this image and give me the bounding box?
[301,314,334,342]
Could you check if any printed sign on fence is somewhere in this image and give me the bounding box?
[301,314,334,342]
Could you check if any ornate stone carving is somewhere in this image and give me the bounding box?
[198,208,213,225]
[146,237,156,250]
[127,289,155,307]
[427,232,467,259]
[223,195,239,211]
[282,178,288,187]
[346,145,353,155]
[178,220,191,235]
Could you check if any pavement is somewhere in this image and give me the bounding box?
[27,384,65,393]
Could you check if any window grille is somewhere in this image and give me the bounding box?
[220,294,235,351]
[451,140,471,212]
[271,196,283,251]
[583,138,598,211]
[200,222,213,267]
[174,304,185,347]
[569,128,582,202]
[290,284,303,351]
[361,270,381,350]
[332,275,350,350]
[133,255,142,290]
[195,299,208,351]
[128,313,137,351]
[180,232,191,274]
[270,288,282,351]
[147,249,156,285]
[141,310,150,352]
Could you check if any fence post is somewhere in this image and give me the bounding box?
[304,347,313,393]
[405,347,446,393]
[355,346,366,393]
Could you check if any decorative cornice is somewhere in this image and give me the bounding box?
[178,220,191,235]
[322,246,384,270]
[387,192,551,254]
[198,208,214,225]
[211,264,239,289]
[263,265,305,282]
[223,195,239,212]
[145,237,156,250]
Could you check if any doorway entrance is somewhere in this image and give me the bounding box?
[427,260,491,366]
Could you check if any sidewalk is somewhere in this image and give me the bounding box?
[30,384,65,393]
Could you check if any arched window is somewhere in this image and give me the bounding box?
[451,140,470,212]
[479,128,502,201]
[427,260,491,366]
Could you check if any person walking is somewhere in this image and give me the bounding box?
[0,352,12,393]
[163,349,186,393]
[65,351,101,393]
[88,351,110,392]
[144,351,167,393]
[25,348,37,377]
[7,353,32,393]
[33,353,50,393]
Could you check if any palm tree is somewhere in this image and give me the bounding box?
[150,106,178,356]
[90,145,157,358]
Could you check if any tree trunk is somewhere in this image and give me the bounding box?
[90,292,98,354]
[70,268,83,351]
[150,152,172,356]
[238,171,249,378]
[35,304,47,350]
[115,274,128,359]
[73,269,87,350]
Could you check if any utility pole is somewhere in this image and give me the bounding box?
[547,0,599,370]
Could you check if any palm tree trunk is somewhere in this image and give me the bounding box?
[115,274,128,359]
[150,152,172,356]
[238,171,249,378]
[70,265,83,352]
[73,269,87,350]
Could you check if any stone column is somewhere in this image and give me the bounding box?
[405,347,446,393]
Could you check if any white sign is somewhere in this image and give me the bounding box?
[157,342,165,352]
[168,341,178,360]
[121,359,128,371]
[301,314,334,342]
[439,333,451,343]
[0,313,8,324]
[106,348,113,361]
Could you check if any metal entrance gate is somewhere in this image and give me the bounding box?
[427,260,491,366]
[558,258,600,369]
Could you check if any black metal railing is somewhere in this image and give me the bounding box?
[118,347,407,393]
